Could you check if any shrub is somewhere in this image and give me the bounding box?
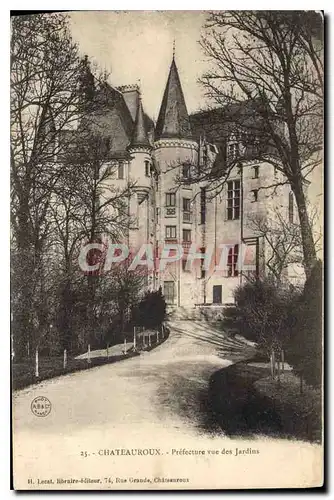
[132,287,167,330]
[233,277,298,357]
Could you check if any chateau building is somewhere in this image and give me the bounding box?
[78,55,303,307]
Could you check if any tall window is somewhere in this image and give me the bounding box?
[227,143,239,161]
[183,198,191,222]
[227,180,240,220]
[200,187,206,224]
[166,193,176,207]
[251,189,259,202]
[200,247,206,279]
[182,229,191,242]
[213,285,222,304]
[289,192,294,223]
[118,161,124,180]
[227,244,239,277]
[253,165,259,179]
[164,281,175,304]
[145,160,150,177]
[183,198,191,212]
[182,164,191,179]
[165,226,177,240]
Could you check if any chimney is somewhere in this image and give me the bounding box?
[116,84,140,122]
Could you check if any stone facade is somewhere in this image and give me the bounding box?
[90,56,303,307]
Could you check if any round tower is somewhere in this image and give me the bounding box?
[127,94,153,202]
[154,56,199,307]
[127,94,154,280]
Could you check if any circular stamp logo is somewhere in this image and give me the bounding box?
[31,396,52,417]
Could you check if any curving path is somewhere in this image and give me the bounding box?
[13,320,254,438]
[12,321,320,490]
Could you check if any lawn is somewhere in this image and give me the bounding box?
[12,351,140,391]
[209,359,322,443]
[12,329,170,390]
[254,371,322,443]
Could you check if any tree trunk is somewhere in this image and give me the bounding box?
[291,178,317,279]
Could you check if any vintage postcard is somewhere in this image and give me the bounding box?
[11,10,324,490]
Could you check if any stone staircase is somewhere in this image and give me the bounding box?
[167,306,200,321]
[167,305,229,322]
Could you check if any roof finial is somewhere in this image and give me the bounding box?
[172,39,176,60]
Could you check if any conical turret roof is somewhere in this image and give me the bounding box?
[155,57,193,141]
[130,95,151,149]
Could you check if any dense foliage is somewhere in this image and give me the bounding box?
[285,260,322,387]
[132,288,167,330]
[11,14,141,358]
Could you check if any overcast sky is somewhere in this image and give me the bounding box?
[68,10,322,222]
[69,11,210,120]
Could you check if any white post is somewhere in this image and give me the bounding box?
[124,338,127,355]
[35,348,39,378]
[277,355,281,383]
[63,349,67,369]
[88,344,91,364]
[133,327,137,351]
[156,328,159,343]
[270,352,274,379]
[149,333,151,347]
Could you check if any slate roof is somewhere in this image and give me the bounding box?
[155,58,193,141]
[190,99,278,177]
[130,96,151,149]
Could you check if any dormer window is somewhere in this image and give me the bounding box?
[182,164,191,179]
[118,161,124,179]
[40,108,56,159]
[203,147,208,167]
[227,142,239,161]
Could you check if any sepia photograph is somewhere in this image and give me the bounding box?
[10,10,324,490]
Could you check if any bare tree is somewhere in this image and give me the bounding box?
[11,13,83,356]
[249,209,303,284]
[50,127,137,350]
[248,203,322,284]
[198,11,323,278]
